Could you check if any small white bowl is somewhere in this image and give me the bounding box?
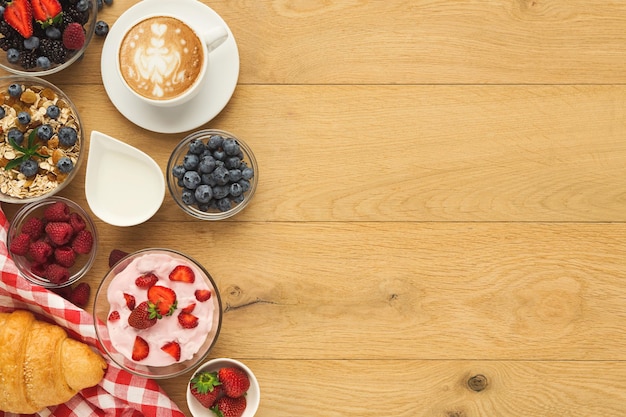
[187,358,260,417]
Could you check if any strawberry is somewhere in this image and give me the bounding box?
[21,217,44,240]
[4,0,33,38]
[43,201,70,221]
[71,229,93,254]
[131,336,149,361]
[211,396,247,417]
[161,341,181,361]
[108,310,120,322]
[28,239,53,263]
[128,301,157,329]
[45,263,69,284]
[69,282,90,308]
[169,265,195,283]
[189,371,222,408]
[181,303,196,314]
[135,272,158,289]
[177,312,198,329]
[123,293,136,310]
[30,0,62,26]
[108,249,129,267]
[69,212,86,233]
[218,367,250,398]
[9,233,31,256]
[147,285,177,317]
[62,22,85,50]
[45,222,74,246]
[195,289,211,302]
[54,246,76,268]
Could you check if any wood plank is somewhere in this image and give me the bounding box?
[158,359,626,416]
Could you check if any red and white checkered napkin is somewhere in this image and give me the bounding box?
[0,206,186,417]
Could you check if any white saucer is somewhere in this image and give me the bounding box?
[101,0,240,134]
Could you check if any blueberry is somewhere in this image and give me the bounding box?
[211,166,229,185]
[17,111,31,125]
[56,157,74,173]
[222,139,240,156]
[0,6,4,17]
[23,36,39,50]
[7,128,23,145]
[212,185,229,200]
[19,159,38,177]
[172,164,186,179]
[181,189,196,205]
[46,105,60,119]
[188,139,206,154]
[229,182,243,197]
[37,124,53,141]
[201,173,216,187]
[76,0,89,12]
[45,26,61,40]
[228,169,242,182]
[207,134,223,150]
[96,0,103,10]
[238,179,251,193]
[232,194,245,204]
[216,197,232,212]
[6,48,19,64]
[58,127,78,146]
[104,0,113,5]
[0,106,5,119]
[36,56,51,70]
[95,20,109,37]
[8,83,21,97]
[225,156,241,169]
[182,153,199,170]
[241,166,254,180]
[183,171,201,189]
[198,155,216,174]
[194,184,213,204]
[212,149,225,161]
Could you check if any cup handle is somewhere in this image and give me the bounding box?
[204,26,229,53]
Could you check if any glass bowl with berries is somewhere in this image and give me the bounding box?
[0,76,84,203]
[0,0,97,75]
[167,129,258,220]
[187,358,260,417]
[93,248,223,379]
[7,196,98,289]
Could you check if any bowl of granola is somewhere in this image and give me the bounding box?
[0,0,97,76]
[0,75,84,203]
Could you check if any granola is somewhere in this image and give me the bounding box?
[0,82,81,200]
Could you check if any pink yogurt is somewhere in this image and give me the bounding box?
[106,252,216,366]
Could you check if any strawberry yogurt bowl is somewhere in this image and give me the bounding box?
[93,248,222,379]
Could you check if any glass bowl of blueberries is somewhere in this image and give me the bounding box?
[167,129,258,220]
[0,75,85,203]
[0,0,97,75]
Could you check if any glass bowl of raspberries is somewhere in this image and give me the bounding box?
[0,0,97,75]
[167,129,258,220]
[187,358,260,417]
[7,196,98,288]
[93,248,223,379]
[0,75,85,203]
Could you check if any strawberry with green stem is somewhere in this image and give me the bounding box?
[189,371,222,408]
[30,0,62,28]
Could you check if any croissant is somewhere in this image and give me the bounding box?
[0,309,108,414]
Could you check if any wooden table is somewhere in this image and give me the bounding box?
[4,0,626,415]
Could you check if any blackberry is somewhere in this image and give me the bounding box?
[39,39,67,63]
[0,20,16,37]
[19,50,38,69]
[0,37,20,51]
[65,8,89,26]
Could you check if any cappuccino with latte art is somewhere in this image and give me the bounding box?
[118,16,205,101]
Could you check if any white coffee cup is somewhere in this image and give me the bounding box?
[116,14,228,108]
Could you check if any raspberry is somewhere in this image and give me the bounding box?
[31,262,48,277]
[9,233,31,256]
[62,22,85,50]
[71,229,93,254]
[69,282,90,308]
[21,217,44,240]
[44,201,70,221]
[108,249,128,267]
[45,263,70,284]
[28,240,53,264]
[54,246,76,268]
[69,212,86,233]
[45,222,74,246]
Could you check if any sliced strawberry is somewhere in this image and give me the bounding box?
[123,293,136,310]
[108,310,120,322]
[30,0,62,26]
[135,272,159,289]
[147,285,177,317]
[195,289,212,302]
[4,0,33,39]
[181,303,196,314]
[178,312,199,329]
[161,341,181,361]
[169,265,195,283]
[131,336,149,361]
